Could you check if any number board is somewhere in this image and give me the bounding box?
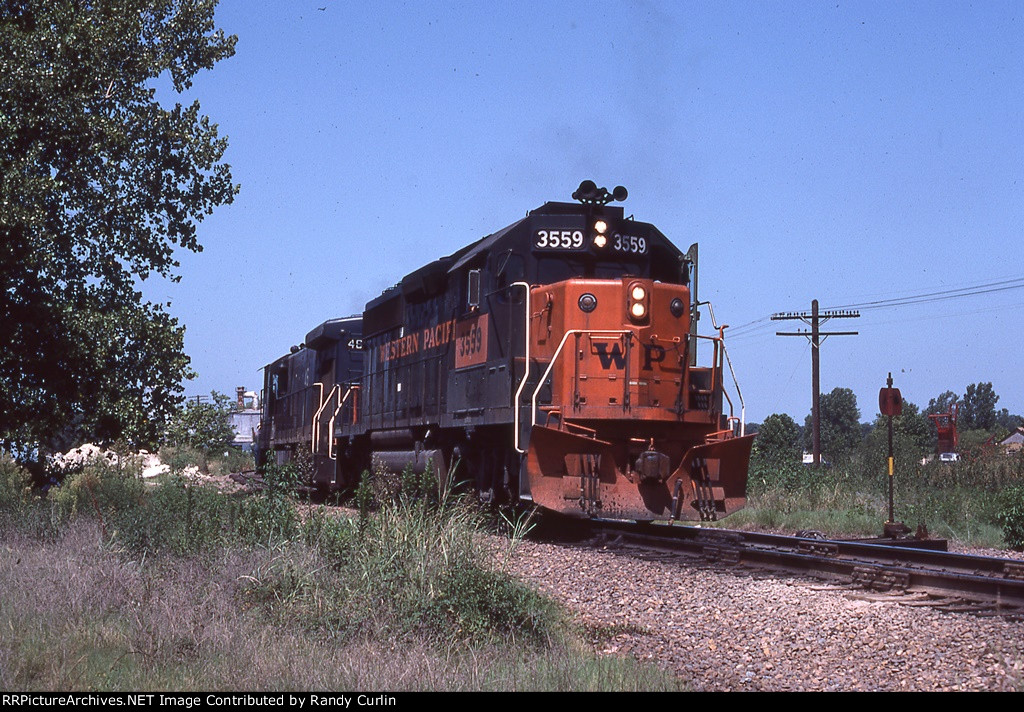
[534,228,584,250]
[455,314,488,369]
[610,233,647,254]
[534,229,650,254]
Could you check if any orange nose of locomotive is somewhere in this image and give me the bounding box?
[531,277,691,416]
[523,276,754,522]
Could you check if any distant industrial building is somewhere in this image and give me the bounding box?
[230,386,261,453]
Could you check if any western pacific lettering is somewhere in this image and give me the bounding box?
[594,342,668,371]
[594,342,627,369]
[378,318,456,363]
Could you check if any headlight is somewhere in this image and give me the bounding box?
[627,280,650,324]
[578,293,598,313]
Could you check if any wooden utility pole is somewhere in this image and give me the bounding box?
[772,300,859,465]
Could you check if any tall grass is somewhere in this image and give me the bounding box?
[236,465,561,647]
[737,447,1024,548]
[344,476,557,646]
[0,456,681,691]
[38,456,299,554]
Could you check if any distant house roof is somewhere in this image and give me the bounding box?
[1001,427,1024,446]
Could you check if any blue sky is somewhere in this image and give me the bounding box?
[157,0,1023,424]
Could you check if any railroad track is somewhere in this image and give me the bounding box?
[578,520,1024,617]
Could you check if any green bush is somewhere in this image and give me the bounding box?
[341,476,560,646]
[239,467,562,648]
[747,459,821,495]
[0,454,32,515]
[232,493,299,546]
[300,506,357,563]
[998,485,1024,550]
[165,391,235,455]
[47,457,303,554]
[50,459,146,526]
[260,460,305,497]
[116,476,232,555]
[422,557,557,645]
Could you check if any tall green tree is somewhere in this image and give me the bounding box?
[166,391,234,454]
[804,387,862,461]
[0,1,237,454]
[996,408,1023,432]
[926,390,959,417]
[752,413,802,465]
[960,382,999,431]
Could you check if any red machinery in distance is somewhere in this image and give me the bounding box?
[928,403,958,456]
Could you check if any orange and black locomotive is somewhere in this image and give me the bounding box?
[259,182,754,521]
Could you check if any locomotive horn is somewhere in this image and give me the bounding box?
[573,180,628,205]
[572,180,597,201]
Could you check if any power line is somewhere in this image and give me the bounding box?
[723,275,1024,343]
[727,315,772,334]
[824,276,1024,311]
[855,299,1024,328]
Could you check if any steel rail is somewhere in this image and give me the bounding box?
[588,520,1024,611]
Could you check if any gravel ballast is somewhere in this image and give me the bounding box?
[510,539,1024,691]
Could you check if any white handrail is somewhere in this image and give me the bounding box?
[688,331,745,434]
[720,341,745,436]
[511,282,532,454]
[529,329,632,430]
[310,383,329,452]
[327,386,356,460]
[699,300,746,434]
[510,286,746,448]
